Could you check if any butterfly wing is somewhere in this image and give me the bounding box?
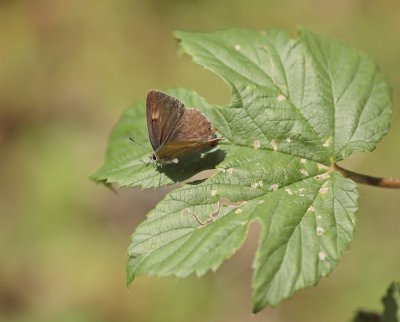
[146,90,185,151]
[156,108,222,160]
[167,108,218,143]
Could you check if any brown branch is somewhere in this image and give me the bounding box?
[334,163,400,189]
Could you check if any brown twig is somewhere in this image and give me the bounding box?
[334,163,400,189]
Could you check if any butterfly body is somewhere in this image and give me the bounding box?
[146,90,222,164]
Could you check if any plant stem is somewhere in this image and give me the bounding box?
[334,163,400,189]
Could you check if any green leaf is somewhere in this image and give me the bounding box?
[383,282,400,322]
[351,282,400,322]
[352,311,382,322]
[92,28,392,311]
[175,28,391,162]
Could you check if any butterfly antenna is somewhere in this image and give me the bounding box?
[129,136,147,148]
[129,137,152,165]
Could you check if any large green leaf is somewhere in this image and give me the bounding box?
[92,28,392,311]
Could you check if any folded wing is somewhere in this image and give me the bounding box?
[146,90,185,150]
[156,108,222,160]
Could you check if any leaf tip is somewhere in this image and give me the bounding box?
[89,173,117,193]
[173,30,187,42]
[252,301,267,314]
[88,169,100,182]
[126,256,137,286]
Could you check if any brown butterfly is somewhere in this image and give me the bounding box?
[146,90,222,164]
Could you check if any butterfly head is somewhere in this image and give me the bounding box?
[145,152,157,167]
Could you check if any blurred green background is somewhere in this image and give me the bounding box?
[1,0,399,321]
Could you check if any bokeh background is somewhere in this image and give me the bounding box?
[1,1,399,321]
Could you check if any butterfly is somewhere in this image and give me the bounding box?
[146,90,222,164]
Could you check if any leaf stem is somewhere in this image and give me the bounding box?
[334,163,400,189]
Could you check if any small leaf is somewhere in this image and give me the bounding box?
[383,282,400,322]
[92,28,392,311]
[351,282,400,322]
[353,311,382,322]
